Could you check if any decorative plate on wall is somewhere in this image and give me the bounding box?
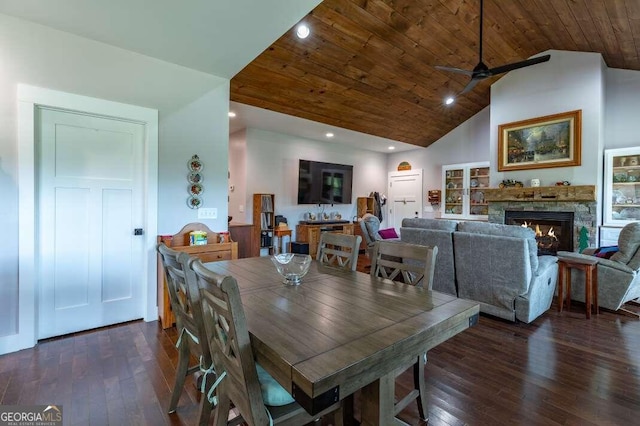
[188,171,203,184]
[187,195,202,209]
[189,183,204,196]
[188,155,203,172]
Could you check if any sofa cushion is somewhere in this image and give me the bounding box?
[402,217,458,232]
[401,227,457,296]
[457,221,539,272]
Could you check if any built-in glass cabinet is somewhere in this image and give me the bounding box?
[442,161,490,220]
[604,147,640,228]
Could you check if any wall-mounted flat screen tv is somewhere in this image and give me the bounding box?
[297,159,353,204]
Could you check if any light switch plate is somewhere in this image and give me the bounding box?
[198,207,217,219]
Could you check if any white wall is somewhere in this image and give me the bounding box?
[236,128,388,239]
[229,129,248,222]
[158,85,230,234]
[387,107,491,217]
[0,14,230,340]
[605,68,640,149]
[389,50,616,222]
[490,50,605,187]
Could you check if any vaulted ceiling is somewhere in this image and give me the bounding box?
[231,0,640,149]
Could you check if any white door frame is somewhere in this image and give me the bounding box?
[14,84,158,353]
[388,169,424,229]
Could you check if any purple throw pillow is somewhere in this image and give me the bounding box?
[378,228,399,239]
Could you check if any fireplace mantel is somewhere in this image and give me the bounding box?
[483,185,596,202]
[485,185,598,250]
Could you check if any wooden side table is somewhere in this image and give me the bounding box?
[557,256,599,319]
[273,227,292,254]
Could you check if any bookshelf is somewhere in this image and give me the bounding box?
[252,193,275,257]
[356,196,375,217]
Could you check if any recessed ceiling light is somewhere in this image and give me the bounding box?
[388,146,396,150]
[296,24,310,39]
[444,97,455,105]
[325,132,334,138]
[228,111,236,118]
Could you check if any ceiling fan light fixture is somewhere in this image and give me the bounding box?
[445,97,455,105]
[434,0,550,96]
[296,24,310,39]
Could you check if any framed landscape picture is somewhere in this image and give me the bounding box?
[498,110,582,171]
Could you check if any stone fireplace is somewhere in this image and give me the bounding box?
[504,210,574,255]
[484,185,597,252]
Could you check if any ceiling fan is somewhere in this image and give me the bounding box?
[436,0,550,96]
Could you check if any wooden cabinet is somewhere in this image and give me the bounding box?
[442,161,490,221]
[357,196,375,217]
[353,221,367,253]
[253,193,275,257]
[229,222,254,258]
[157,223,238,329]
[296,222,355,257]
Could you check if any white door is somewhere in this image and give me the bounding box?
[37,108,145,339]
[388,169,423,232]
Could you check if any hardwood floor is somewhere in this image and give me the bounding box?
[2,268,640,425]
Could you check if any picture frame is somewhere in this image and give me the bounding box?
[498,110,582,171]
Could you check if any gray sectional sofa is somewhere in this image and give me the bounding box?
[401,218,559,323]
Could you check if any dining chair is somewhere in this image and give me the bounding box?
[190,258,344,426]
[370,240,438,422]
[316,232,362,271]
[157,243,215,426]
[370,240,437,288]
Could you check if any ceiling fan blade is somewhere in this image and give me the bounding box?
[459,77,482,95]
[488,54,551,76]
[435,65,474,76]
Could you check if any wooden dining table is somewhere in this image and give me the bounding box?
[204,256,479,425]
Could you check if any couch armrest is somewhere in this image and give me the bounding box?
[535,255,558,276]
[557,250,634,274]
[594,257,635,274]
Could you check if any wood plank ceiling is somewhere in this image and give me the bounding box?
[231,0,640,149]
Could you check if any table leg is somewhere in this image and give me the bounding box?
[565,268,572,312]
[359,373,407,426]
[273,235,280,255]
[558,263,565,313]
[585,265,592,319]
[593,266,599,316]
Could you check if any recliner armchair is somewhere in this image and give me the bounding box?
[359,213,383,258]
[558,222,640,316]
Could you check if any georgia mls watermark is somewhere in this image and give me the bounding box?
[0,405,62,426]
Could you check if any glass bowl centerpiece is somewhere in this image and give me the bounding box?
[271,253,312,286]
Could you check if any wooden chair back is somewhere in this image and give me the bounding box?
[370,240,438,288]
[191,258,272,424]
[157,243,209,360]
[316,232,362,271]
[157,243,217,424]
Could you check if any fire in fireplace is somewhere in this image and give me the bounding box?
[504,211,574,255]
